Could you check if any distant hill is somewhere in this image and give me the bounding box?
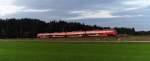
[0,18,144,38]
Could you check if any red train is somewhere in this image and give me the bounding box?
[37,30,118,39]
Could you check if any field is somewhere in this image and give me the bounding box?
[0,39,150,61]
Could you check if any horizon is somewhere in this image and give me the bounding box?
[0,0,150,31]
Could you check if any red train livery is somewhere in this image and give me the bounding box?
[37,30,118,39]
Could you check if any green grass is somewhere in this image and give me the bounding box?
[0,39,150,61]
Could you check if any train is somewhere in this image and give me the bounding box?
[37,30,118,39]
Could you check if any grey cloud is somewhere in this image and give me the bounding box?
[13,0,122,19]
[3,0,150,31]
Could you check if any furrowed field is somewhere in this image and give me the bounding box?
[0,38,150,61]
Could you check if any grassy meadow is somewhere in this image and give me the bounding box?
[0,35,149,61]
[0,38,149,61]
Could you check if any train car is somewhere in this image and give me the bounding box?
[85,30,117,37]
[37,30,118,39]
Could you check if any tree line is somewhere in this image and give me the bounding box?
[0,18,147,38]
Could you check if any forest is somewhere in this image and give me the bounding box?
[0,18,147,38]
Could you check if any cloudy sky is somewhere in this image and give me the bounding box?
[1,0,150,31]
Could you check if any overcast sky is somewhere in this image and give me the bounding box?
[0,0,150,31]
